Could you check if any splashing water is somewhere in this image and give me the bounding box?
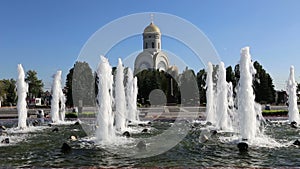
[59,91,66,122]
[126,68,139,122]
[205,62,216,124]
[219,47,279,148]
[96,56,115,142]
[287,66,299,124]
[50,70,63,123]
[114,58,127,131]
[237,47,258,141]
[16,64,28,129]
[216,62,231,131]
[133,77,139,121]
[227,82,237,129]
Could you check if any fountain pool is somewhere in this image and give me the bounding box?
[1,51,300,168]
[0,118,299,168]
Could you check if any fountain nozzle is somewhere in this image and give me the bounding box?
[237,142,248,152]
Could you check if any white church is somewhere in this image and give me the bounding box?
[134,22,178,76]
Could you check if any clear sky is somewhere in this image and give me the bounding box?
[1,0,300,90]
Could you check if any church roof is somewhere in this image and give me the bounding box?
[144,22,160,33]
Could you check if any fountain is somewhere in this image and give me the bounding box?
[215,62,231,130]
[95,56,115,142]
[205,62,216,124]
[227,82,236,127]
[16,64,28,129]
[114,58,127,131]
[3,46,300,168]
[50,70,64,123]
[237,47,258,141]
[59,92,66,122]
[287,66,299,124]
[133,76,139,121]
[126,68,139,123]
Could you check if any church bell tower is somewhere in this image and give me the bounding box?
[143,22,161,50]
[134,20,170,73]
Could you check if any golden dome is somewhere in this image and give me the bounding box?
[144,22,160,33]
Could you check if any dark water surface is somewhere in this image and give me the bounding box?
[0,119,300,168]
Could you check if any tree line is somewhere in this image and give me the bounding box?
[197,61,276,105]
[0,70,44,106]
[0,60,294,107]
[64,60,278,107]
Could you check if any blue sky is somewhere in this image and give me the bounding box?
[1,0,300,90]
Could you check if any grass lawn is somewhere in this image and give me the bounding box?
[262,110,288,116]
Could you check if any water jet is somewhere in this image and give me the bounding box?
[16,64,28,129]
[205,62,216,124]
[287,66,300,124]
[95,56,115,142]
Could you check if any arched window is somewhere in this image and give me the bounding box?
[145,43,148,49]
[152,42,154,48]
[158,43,160,49]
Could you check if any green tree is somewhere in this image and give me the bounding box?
[65,67,74,107]
[25,70,44,98]
[0,79,17,106]
[65,61,95,107]
[226,66,237,88]
[234,61,276,104]
[253,61,276,103]
[196,68,206,105]
[179,67,199,106]
[234,64,240,85]
[136,69,180,105]
[297,83,300,93]
[136,69,160,105]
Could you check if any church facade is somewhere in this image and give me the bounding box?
[134,22,177,75]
